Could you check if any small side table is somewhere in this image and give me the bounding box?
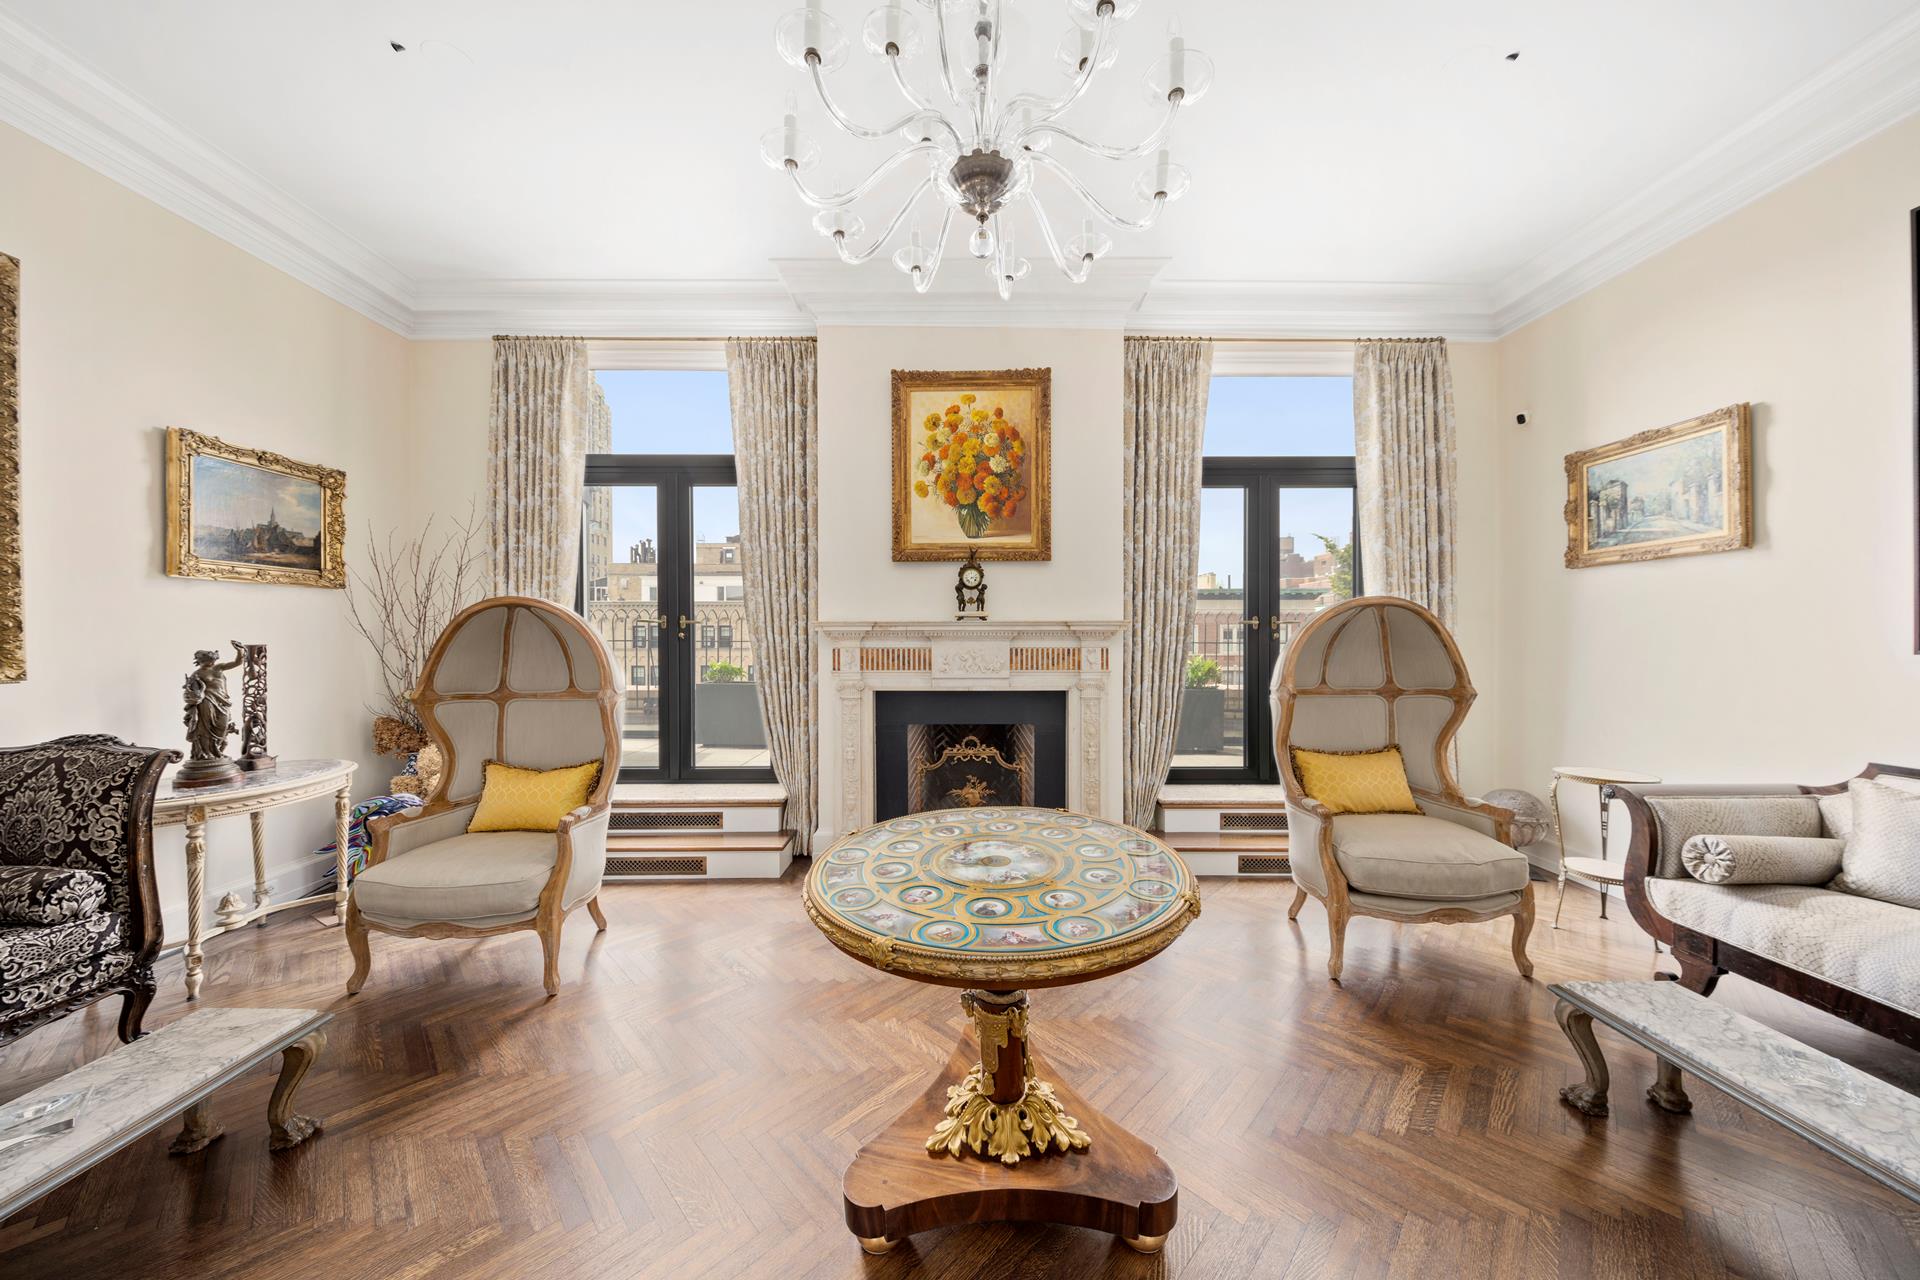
[153,760,357,1000]
[1549,765,1660,930]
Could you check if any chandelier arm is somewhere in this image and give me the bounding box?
[1030,152,1166,231]
[808,59,960,147]
[1027,194,1093,284]
[998,12,1112,123]
[931,0,968,116]
[886,50,938,113]
[831,178,934,265]
[911,207,959,294]
[1015,98,1181,161]
[787,141,945,210]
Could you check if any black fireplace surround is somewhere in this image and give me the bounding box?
[873,691,1067,822]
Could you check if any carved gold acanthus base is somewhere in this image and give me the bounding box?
[925,1063,1092,1164]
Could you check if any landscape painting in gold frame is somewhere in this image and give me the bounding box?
[1563,403,1751,569]
[165,428,347,588]
[892,367,1051,562]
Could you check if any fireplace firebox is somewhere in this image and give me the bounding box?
[874,691,1066,821]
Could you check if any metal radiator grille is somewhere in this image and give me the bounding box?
[1222,812,1289,831]
[606,856,709,877]
[611,811,723,831]
[1236,855,1292,876]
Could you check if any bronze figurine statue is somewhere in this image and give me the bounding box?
[176,645,245,789]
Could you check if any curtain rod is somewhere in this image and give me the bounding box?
[493,334,1367,344]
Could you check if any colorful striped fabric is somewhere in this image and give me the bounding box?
[313,793,424,884]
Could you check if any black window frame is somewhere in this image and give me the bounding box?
[582,452,776,784]
[1167,454,1362,785]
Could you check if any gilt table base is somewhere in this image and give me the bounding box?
[844,1042,1177,1255]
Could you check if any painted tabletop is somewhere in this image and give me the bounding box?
[804,807,1201,988]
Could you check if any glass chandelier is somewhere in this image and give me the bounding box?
[762,0,1212,299]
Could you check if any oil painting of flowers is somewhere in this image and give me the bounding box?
[892,367,1050,561]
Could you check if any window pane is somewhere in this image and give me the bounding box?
[691,485,769,769]
[598,370,733,454]
[1204,376,1355,456]
[1273,487,1355,659]
[583,484,661,770]
[1174,487,1247,769]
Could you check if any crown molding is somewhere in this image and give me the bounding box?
[1489,9,1920,335]
[408,279,812,340]
[1130,280,1499,342]
[0,11,416,334]
[771,256,1170,329]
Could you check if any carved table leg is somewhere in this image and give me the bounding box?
[1647,1056,1693,1114]
[184,810,208,1000]
[1555,999,1611,1116]
[329,783,353,927]
[169,1101,225,1155]
[1596,785,1613,920]
[268,1030,327,1150]
[925,989,1089,1165]
[250,810,271,925]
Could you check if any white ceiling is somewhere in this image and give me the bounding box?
[3,0,1918,337]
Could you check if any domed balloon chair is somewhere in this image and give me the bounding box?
[347,596,623,997]
[1272,596,1534,981]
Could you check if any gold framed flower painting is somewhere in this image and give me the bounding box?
[891,367,1051,562]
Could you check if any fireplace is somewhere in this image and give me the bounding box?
[874,691,1066,821]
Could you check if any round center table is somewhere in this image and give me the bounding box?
[803,806,1202,1256]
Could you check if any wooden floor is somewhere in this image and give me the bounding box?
[3,871,1917,1280]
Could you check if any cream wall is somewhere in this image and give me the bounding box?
[816,326,1124,623]
[0,121,415,941]
[1492,111,1920,864]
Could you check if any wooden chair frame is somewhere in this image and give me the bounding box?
[347,596,622,997]
[1618,763,1920,1051]
[1273,596,1533,981]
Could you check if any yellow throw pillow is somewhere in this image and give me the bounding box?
[467,760,602,833]
[1291,746,1421,815]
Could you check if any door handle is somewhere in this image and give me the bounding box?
[1244,616,1261,630]
[1270,615,1282,633]
[677,613,691,640]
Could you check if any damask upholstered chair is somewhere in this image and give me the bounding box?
[348,597,623,997]
[1272,597,1535,981]
[0,735,177,1045]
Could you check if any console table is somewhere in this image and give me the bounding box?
[1549,765,1661,930]
[153,760,356,1000]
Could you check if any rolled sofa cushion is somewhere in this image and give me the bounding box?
[1680,834,1845,886]
[0,863,109,924]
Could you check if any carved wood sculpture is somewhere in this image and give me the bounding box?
[347,597,623,997]
[1272,596,1534,981]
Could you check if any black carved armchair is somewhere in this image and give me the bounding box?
[0,735,176,1046]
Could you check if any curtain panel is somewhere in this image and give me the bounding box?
[1122,337,1212,829]
[488,337,593,604]
[1353,337,1458,627]
[726,338,819,853]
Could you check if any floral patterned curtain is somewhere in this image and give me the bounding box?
[727,338,819,852]
[1122,337,1212,828]
[488,337,592,604]
[1354,338,1457,627]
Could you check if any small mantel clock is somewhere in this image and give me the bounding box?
[954,550,988,620]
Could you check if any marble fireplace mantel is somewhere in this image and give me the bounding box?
[814,620,1126,850]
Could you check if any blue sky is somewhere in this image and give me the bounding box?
[191,455,322,535]
[593,370,1356,580]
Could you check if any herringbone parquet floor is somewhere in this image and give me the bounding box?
[2,871,1916,1280]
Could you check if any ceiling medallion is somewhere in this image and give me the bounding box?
[763,0,1212,299]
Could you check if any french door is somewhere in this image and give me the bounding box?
[581,455,774,783]
[1168,457,1360,785]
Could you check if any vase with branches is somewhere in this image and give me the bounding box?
[345,505,485,761]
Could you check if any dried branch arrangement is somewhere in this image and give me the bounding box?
[345,506,485,740]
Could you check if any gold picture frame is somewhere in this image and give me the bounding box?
[892,367,1051,562]
[1563,403,1752,569]
[165,428,346,588]
[0,252,20,682]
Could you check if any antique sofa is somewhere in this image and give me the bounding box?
[1619,764,1920,1050]
[0,735,177,1046]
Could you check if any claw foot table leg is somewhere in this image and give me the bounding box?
[268,1030,327,1150]
[1647,1056,1692,1113]
[168,1101,225,1155]
[1555,998,1611,1117]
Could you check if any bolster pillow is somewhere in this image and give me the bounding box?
[1680,834,1846,886]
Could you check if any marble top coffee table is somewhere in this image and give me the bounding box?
[804,807,1202,1255]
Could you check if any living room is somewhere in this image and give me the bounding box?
[1,2,1916,1276]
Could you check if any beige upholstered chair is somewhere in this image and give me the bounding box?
[1272,596,1534,981]
[347,596,623,997]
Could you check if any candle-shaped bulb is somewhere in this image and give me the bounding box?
[805,0,823,50]
[1168,22,1186,89]
[1154,148,1173,194]
[782,91,799,157]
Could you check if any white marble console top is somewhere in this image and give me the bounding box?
[0,1006,329,1219]
[1554,980,1920,1201]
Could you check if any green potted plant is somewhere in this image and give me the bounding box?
[694,660,768,750]
[1176,655,1226,755]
